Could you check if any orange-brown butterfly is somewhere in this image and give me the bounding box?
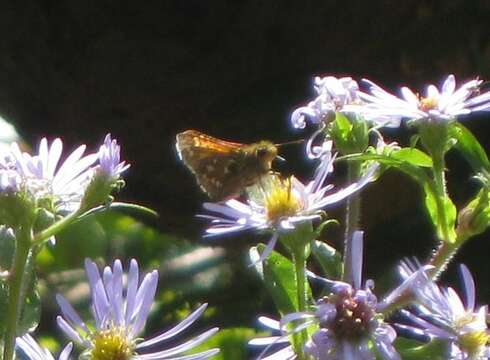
[176,130,278,201]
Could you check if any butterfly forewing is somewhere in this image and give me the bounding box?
[176,130,278,200]
[176,130,244,199]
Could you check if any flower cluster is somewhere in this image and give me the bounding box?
[0,134,127,214]
[9,72,490,360]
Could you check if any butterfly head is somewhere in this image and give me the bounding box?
[252,141,278,170]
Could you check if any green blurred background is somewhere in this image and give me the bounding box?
[2,1,490,358]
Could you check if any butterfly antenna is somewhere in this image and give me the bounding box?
[274,139,305,147]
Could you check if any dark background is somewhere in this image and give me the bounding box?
[3,0,490,353]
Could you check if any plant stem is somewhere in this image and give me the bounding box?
[32,209,81,245]
[429,238,461,281]
[343,161,362,283]
[432,153,452,241]
[3,227,32,360]
[292,252,308,360]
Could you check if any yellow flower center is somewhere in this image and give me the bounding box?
[91,327,134,360]
[264,177,301,223]
[457,330,490,357]
[419,95,439,112]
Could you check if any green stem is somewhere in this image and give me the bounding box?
[381,234,464,315]
[292,252,308,360]
[3,228,32,360]
[432,154,451,242]
[32,209,81,245]
[429,237,463,281]
[343,161,362,283]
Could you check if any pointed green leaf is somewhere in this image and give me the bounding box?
[391,148,433,167]
[450,122,490,172]
[250,245,311,315]
[423,183,457,243]
[311,240,342,279]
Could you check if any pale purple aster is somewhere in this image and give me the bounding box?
[398,261,490,359]
[200,150,378,263]
[291,76,401,131]
[354,74,490,123]
[252,232,430,360]
[0,150,21,192]
[291,76,361,129]
[97,134,130,179]
[56,258,219,360]
[9,138,98,212]
[16,334,73,360]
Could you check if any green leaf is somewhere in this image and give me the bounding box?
[311,240,342,279]
[391,148,433,167]
[249,245,311,314]
[190,327,258,360]
[330,113,369,154]
[339,153,431,186]
[449,122,490,172]
[423,183,457,243]
[395,337,447,360]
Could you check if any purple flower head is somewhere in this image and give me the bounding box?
[56,258,219,360]
[97,134,130,180]
[291,76,361,129]
[354,74,490,123]
[398,261,490,359]
[200,152,377,263]
[251,232,431,360]
[9,138,98,212]
[16,334,73,360]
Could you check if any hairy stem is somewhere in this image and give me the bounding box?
[432,154,452,242]
[3,227,32,360]
[292,252,308,360]
[343,161,362,283]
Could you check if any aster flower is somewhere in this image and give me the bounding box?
[200,148,377,262]
[97,134,130,180]
[251,231,424,360]
[398,262,490,359]
[56,258,219,360]
[291,76,360,129]
[355,74,490,123]
[291,76,401,131]
[0,152,21,192]
[16,334,73,360]
[9,137,98,212]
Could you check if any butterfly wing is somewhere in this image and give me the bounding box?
[176,130,244,199]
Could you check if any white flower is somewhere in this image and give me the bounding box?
[16,334,73,360]
[355,74,490,123]
[10,138,98,212]
[200,150,377,262]
[56,258,219,360]
[398,262,490,359]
